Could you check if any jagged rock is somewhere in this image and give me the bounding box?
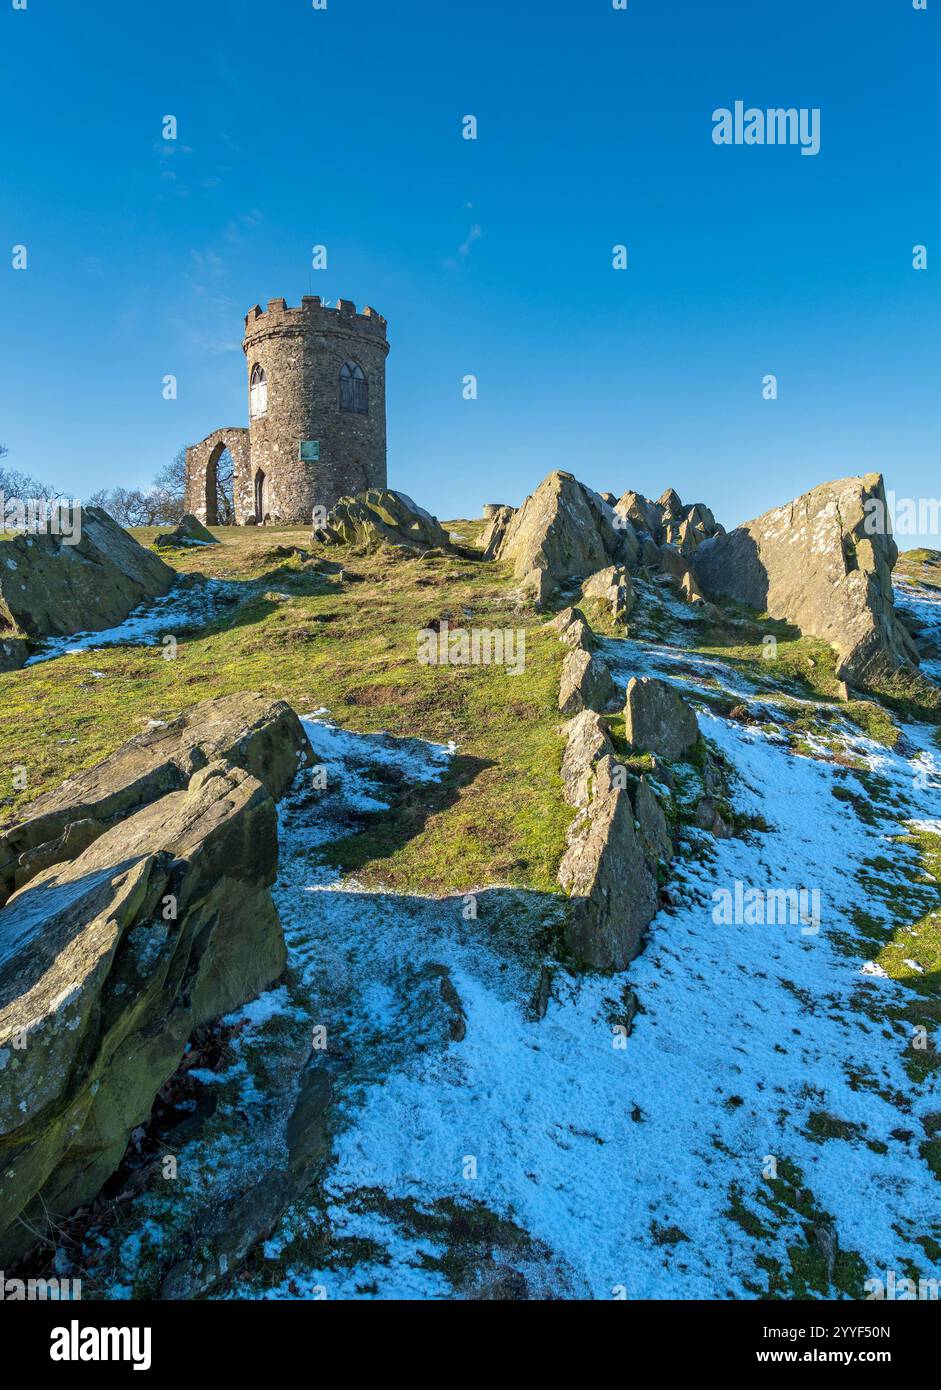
[154,513,219,548]
[314,489,452,554]
[528,965,552,1021]
[612,516,641,570]
[692,473,918,685]
[0,635,28,671]
[664,503,720,557]
[558,781,658,972]
[624,676,699,762]
[559,648,617,715]
[580,565,636,624]
[692,797,734,838]
[561,711,615,808]
[619,985,642,1036]
[632,776,673,866]
[493,471,620,603]
[0,756,291,1264]
[657,544,705,603]
[421,963,467,1042]
[615,491,663,537]
[657,487,684,520]
[547,606,597,652]
[161,1058,334,1300]
[614,490,722,560]
[688,744,733,837]
[638,535,660,568]
[0,692,313,906]
[480,504,516,560]
[0,506,175,640]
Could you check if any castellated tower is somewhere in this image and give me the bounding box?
[185,295,389,526]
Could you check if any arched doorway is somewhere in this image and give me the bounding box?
[254,469,267,524]
[205,444,236,525]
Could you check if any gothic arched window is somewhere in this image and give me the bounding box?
[249,364,267,419]
[340,361,368,413]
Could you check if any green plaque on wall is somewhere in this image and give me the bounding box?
[299,440,320,462]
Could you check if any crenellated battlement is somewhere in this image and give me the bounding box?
[243,295,387,342]
[190,289,390,523]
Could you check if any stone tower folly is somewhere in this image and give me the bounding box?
[239,296,390,524]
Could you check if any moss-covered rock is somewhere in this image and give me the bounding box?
[314,489,452,553]
[0,759,287,1263]
[0,506,175,640]
[0,691,312,905]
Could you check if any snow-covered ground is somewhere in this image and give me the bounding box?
[895,577,941,682]
[217,633,939,1298]
[24,578,241,665]
[87,579,941,1301]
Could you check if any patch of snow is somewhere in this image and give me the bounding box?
[221,689,940,1299]
[25,578,241,665]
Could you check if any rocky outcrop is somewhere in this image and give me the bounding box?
[614,488,722,557]
[624,676,699,763]
[547,606,598,652]
[0,506,175,644]
[486,471,723,604]
[0,636,28,672]
[616,491,663,537]
[159,1056,334,1299]
[558,753,658,972]
[632,775,674,866]
[0,759,293,1264]
[552,618,665,971]
[558,648,617,715]
[580,565,636,625]
[0,693,312,908]
[560,711,614,809]
[692,474,918,685]
[492,471,626,603]
[480,504,516,560]
[657,544,705,605]
[154,513,219,548]
[313,489,452,554]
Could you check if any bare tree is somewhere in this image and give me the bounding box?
[150,449,187,523]
[214,448,235,525]
[0,446,55,499]
[88,447,192,527]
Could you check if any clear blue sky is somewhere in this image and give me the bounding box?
[1,0,938,536]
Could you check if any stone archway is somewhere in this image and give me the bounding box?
[184,428,251,525]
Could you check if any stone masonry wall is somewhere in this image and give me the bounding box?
[184,428,252,525]
[240,296,389,523]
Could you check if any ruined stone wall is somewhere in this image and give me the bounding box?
[184,428,251,525]
[241,296,389,523]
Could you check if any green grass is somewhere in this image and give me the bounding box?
[727,1157,870,1299]
[844,826,941,1089]
[693,624,845,702]
[872,828,941,990]
[842,699,901,749]
[0,525,572,897]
